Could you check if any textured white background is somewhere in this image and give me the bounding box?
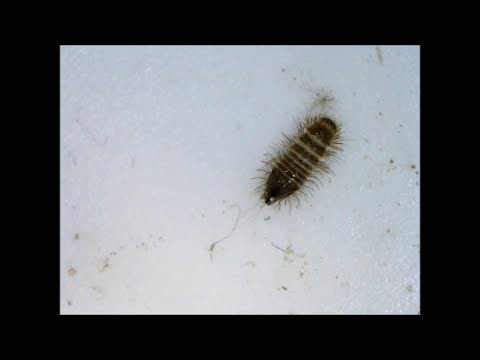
[60,45,420,314]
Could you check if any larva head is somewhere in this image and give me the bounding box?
[263,167,298,205]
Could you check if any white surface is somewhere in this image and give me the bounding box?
[60,45,420,314]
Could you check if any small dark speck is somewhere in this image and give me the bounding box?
[416,171,419,175]
[73,233,80,240]
[386,228,390,233]
[397,202,401,206]
[389,159,394,164]
[411,164,416,169]
[281,68,285,72]
[293,77,297,80]
[406,285,414,293]
[399,124,403,127]
[379,112,382,115]
[67,300,72,306]
[375,46,384,66]
[397,130,400,134]
[68,266,77,277]
[100,258,110,272]
[67,149,78,167]
[281,286,287,291]
[264,216,271,221]
[335,275,338,280]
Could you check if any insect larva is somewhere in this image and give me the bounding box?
[257,114,342,208]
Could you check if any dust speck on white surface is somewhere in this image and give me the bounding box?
[61,46,419,314]
[68,266,77,277]
[375,46,384,66]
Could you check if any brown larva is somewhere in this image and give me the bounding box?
[256,114,342,208]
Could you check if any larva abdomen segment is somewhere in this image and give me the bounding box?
[261,116,341,206]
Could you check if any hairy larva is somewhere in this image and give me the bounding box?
[256,114,342,209]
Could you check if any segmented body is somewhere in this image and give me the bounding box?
[260,115,342,207]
